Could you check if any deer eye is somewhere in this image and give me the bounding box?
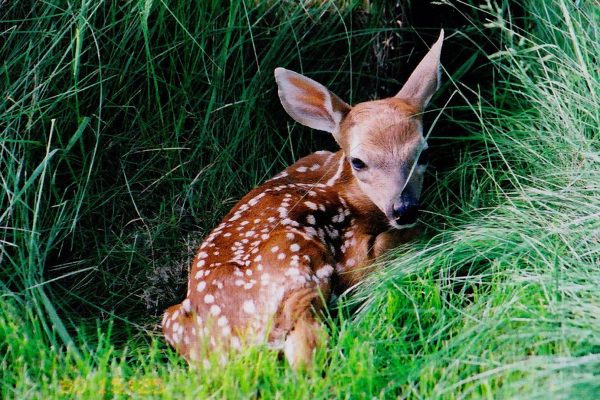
[350,157,366,171]
[417,148,430,165]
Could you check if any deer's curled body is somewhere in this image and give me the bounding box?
[163,30,445,369]
[162,151,400,367]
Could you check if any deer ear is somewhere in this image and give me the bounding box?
[274,68,351,134]
[396,29,444,109]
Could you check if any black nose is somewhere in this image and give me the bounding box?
[392,203,419,225]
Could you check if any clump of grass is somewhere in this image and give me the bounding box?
[1,0,598,398]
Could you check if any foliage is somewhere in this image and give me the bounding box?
[1,0,598,398]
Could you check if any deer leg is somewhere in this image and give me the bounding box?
[283,310,326,370]
[162,302,205,363]
[373,226,422,258]
[272,285,328,370]
[162,304,189,354]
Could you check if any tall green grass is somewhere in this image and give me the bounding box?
[1,0,598,398]
[1,0,391,329]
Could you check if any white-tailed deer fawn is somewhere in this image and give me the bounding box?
[163,30,444,369]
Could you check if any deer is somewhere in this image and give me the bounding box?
[162,30,444,369]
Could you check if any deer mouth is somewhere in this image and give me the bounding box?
[396,206,419,226]
[388,208,419,229]
[389,219,418,230]
[385,201,420,229]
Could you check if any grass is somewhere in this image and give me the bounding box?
[1,0,598,398]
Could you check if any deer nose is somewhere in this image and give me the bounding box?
[392,201,419,225]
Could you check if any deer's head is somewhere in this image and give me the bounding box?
[275,30,444,229]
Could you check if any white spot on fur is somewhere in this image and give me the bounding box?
[305,227,317,237]
[243,300,256,314]
[304,201,317,210]
[282,218,299,227]
[221,325,231,337]
[316,264,334,279]
[204,294,215,304]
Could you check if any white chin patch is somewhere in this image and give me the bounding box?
[389,220,418,230]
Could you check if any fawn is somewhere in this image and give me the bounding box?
[162,30,444,369]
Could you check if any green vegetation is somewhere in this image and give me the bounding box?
[1,0,598,398]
